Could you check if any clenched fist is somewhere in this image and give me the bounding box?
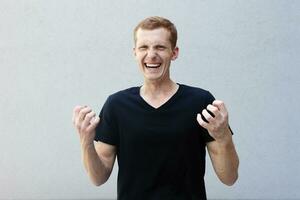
[72,105,100,146]
[197,100,231,142]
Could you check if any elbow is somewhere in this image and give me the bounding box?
[91,177,107,187]
[89,172,109,187]
[92,181,104,187]
[221,159,240,186]
[221,173,238,186]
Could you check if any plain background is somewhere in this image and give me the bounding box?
[1,0,300,199]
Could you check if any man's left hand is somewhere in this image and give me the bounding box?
[197,100,231,142]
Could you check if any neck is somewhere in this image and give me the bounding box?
[141,78,178,97]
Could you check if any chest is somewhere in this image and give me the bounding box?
[116,102,204,149]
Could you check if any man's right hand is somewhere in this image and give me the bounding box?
[72,105,100,147]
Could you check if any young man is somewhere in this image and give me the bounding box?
[72,16,239,200]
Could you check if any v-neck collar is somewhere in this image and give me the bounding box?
[137,83,182,111]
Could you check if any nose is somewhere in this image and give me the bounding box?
[146,48,158,60]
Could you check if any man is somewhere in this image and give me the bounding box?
[72,16,239,200]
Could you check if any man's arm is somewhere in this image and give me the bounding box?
[206,128,239,185]
[73,106,117,186]
[81,141,116,186]
[197,100,239,186]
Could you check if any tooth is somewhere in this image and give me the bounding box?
[146,64,160,67]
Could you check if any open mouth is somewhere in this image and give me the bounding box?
[144,63,161,68]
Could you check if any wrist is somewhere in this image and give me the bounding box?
[81,139,95,150]
[215,126,232,146]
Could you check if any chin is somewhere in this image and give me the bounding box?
[144,74,166,82]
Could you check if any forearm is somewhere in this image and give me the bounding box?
[209,128,239,186]
[81,143,109,186]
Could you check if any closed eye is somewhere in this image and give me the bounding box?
[156,45,166,50]
[138,45,148,50]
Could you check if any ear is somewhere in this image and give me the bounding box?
[133,47,137,57]
[171,47,179,61]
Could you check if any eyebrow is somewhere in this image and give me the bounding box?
[137,44,167,48]
[155,45,166,48]
[138,45,148,48]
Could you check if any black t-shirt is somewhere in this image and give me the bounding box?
[95,84,216,200]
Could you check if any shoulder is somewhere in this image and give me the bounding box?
[179,84,215,105]
[101,87,139,113]
[107,86,140,103]
[179,84,214,99]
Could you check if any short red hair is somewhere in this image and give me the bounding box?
[134,16,178,49]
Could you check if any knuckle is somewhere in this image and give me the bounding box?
[86,112,92,118]
[198,117,204,123]
[78,109,85,115]
[199,120,206,126]
[75,105,85,114]
[80,107,90,114]
[94,116,100,123]
[207,106,213,113]
[88,111,96,117]
[206,115,212,120]
[214,100,222,104]
[73,106,80,112]
[87,112,95,119]
[211,107,217,112]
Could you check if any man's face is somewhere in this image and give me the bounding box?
[134,28,178,82]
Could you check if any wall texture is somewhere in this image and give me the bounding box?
[0,0,299,199]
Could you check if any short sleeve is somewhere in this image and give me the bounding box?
[94,96,119,145]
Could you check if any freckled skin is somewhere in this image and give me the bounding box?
[133,28,178,83]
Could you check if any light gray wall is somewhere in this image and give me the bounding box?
[1,0,299,199]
